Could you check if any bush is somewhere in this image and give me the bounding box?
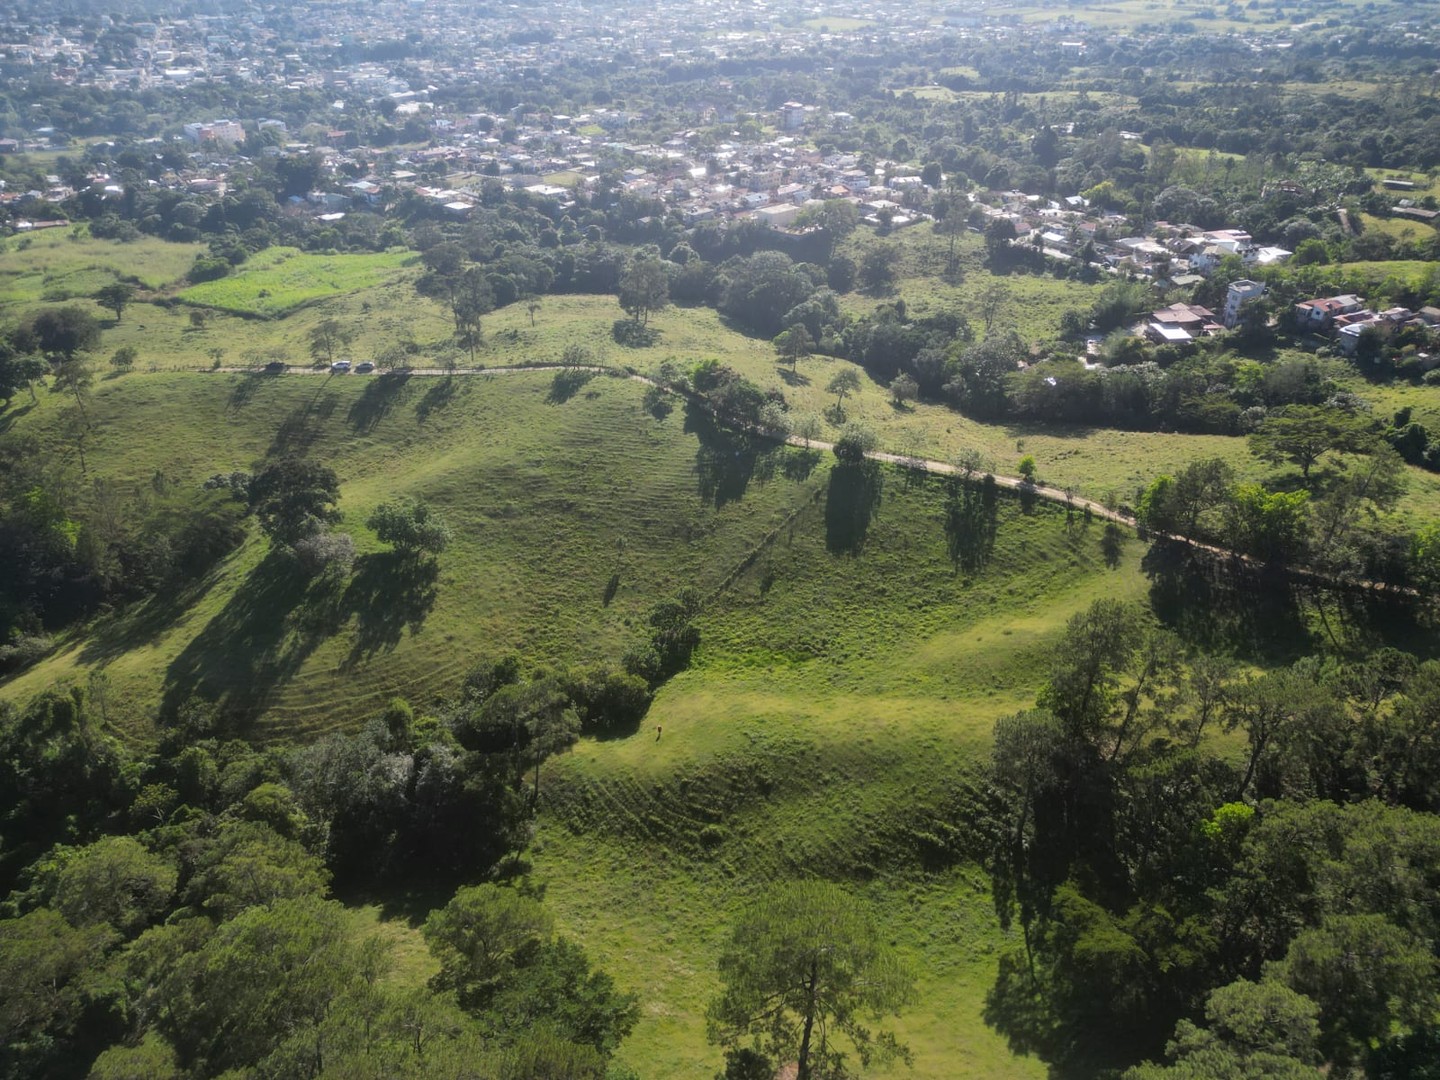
[187,256,231,284]
[611,319,658,347]
[292,530,355,577]
[0,633,54,673]
[565,666,652,735]
[367,499,452,556]
[832,423,878,464]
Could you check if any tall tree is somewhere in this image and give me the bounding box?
[617,255,671,327]
[1248,406,1370,481]
[827,369,861,411]
[308,318,355,366]
[248,458,342,548]
[52,357,95,430]
[93,283,135,324]
[774,325,813,371]
[28,306,100,362]
[707,881,915,1080]
[368,499,452,557]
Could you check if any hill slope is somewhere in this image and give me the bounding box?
[531,474,1147,1078]
[0,369,824,739]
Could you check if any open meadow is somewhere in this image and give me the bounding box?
[178,245,418,316]
[1,356,1158,1078]
[0,228,204,306]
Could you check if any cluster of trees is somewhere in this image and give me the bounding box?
[0,447,250,668]
[983,598,1440,1077]
[1005,352,1353,436]
[0,674,643,1080]
[1133,424,1430,585]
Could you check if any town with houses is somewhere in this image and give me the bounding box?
[2,0,1438,365]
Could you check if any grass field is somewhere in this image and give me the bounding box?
[800,15,873,31]
[1369,167,1440,200]
[0,370,828,741]
[6,246,1429,1077]
[178,246,418,316]
[531,475,1145,1080]
[1357,212,1432,245]
[0,362,1153,1078]
[0,230,205,306]
[14,235,1440,526]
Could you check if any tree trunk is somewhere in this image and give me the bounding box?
[797,957,819,1080]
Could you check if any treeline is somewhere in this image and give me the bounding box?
[1134,437,1440,588]
[980,597,1440,1077]
[0,431,250,670]
[0,660,657,1080]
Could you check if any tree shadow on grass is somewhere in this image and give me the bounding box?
[1143,541,1311,663]
[778,366,810,387]
[339,551,440,668]
[825,460,883,554]
[944,476,998,572]
[416,375,466,423]
[268,390,340,457]
[546,368,595,404]
[1001,420,1099,442]
[227,372,272,413]
[684,400,776,508]
[159,551,338,730]
[348,371,413,433]
[78,575,223,667]
[781,447,822,481]
[0,402,36,434]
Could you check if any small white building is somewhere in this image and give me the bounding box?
[754,203,800,228]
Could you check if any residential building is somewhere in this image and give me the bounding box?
[1294,294,1365,331]
[1223,279,1265,328]
[182,119,244,145]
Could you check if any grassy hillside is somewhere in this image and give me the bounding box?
[10,225,1436,525]
[0,370,826,740]
[8,245,1429,1077]
[0,357,1153,1078]
[532,480,1147,1079]
[0,229,204,306]
[179,246,418,316]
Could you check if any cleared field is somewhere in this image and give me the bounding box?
[1357,212,1433,244]
[0,230,204,306]
[800,15,873,30]
[996,0,1296,31]
[1369,167,1440,200]
[178,246,417,316]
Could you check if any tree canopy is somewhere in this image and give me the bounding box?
[707,881,915,1080]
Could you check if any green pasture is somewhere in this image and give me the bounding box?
[532,482,1146,1080]
[0,230,204,306]
[0,370,826,741]
[178,246,417,316]
[1357,212,1433,244]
